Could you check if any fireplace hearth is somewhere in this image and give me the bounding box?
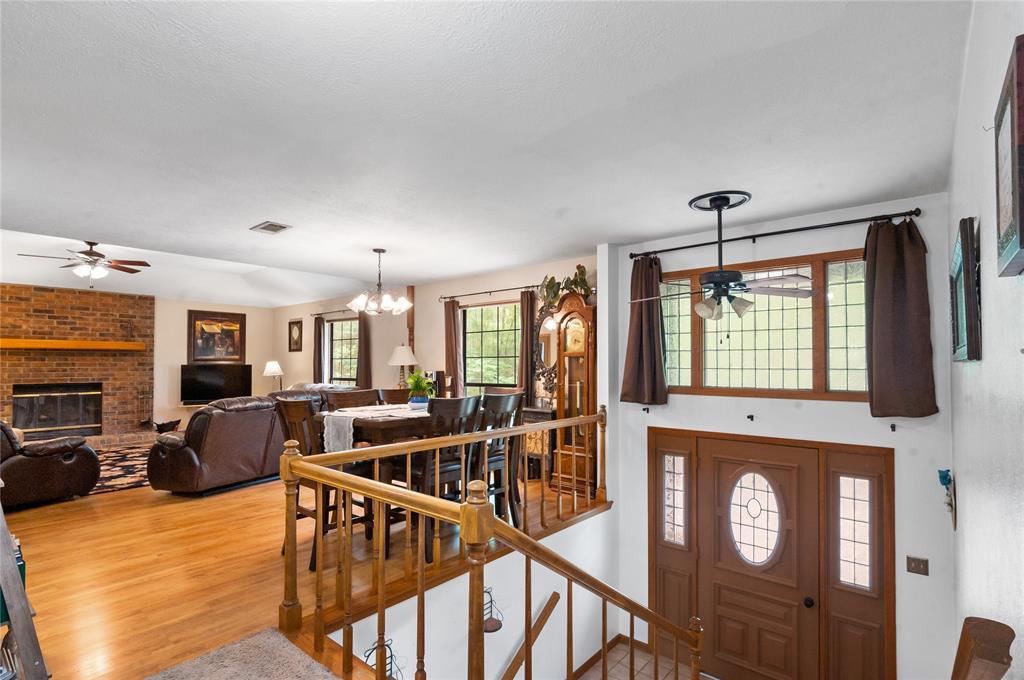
[12,383,102,440]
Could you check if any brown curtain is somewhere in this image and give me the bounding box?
[312,315,325,384]
[518,289,536,404]
[355,312,372,389]
[864,218,938,417]
[443,299,465,397]
[620,255,668,405]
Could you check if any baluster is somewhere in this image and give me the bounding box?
[555,425,564,521]
[371,458,380,596]
[415,512,426,680]
[405,452,414,578]
[688,617,703,680]
[583,422,591,509]
[570,421,578,515]
[673,636,679,680]
[600,600,607,679]
[629,615,635,678]
[524,556,532,680]
[596,406,607,502]
[460,443,467,560]
[375,498,387,679]
[314,482,325,652]
[463,480,495,680]
[502,440,510,523]
[335,489,344,611]
[565,580,573,680]
[651,624,658,680]
[521,433,530,535]
[343,492,354,674]
[279,440,302,631]
[540,429,548,529]
[433,447,441,569]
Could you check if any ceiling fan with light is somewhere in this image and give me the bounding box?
[684,190,812,320]
[17,240,151,287]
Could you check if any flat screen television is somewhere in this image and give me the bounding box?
[180,364,252,405]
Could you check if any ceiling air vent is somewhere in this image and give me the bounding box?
[249,221,293,235]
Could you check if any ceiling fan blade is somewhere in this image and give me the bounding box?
[744,287,813,298]
[17,253,77,261]
[746,273,811,286]
[107,259,150,267]
[107,264,141,274]
[629,288,706,304]
[59,263,82,268]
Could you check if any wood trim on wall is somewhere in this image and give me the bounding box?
[662,248,867,403]
[646,427,896,680]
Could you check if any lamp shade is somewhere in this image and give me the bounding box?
[262,360,284,377]
[388,345,418,366]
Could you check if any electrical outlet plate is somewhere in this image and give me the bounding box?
[906,556,929,576]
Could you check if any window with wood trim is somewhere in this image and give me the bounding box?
[463,303,520,397]
[328,319,359,385]
[661,249,868,401]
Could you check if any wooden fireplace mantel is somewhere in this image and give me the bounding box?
[0,338,146,351]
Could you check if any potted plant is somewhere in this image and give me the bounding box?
[406,370,434,410]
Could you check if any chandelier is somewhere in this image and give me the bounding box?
[347,248,412,316]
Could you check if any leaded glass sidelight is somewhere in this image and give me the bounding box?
[663,454,686,546]
[729,472,780,565]
[661,281,692,387]
[838,475,872,589]
[827,260,868,392]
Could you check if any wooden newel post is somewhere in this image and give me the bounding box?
[462,479,494,680]
[279,440,303,631]
[596,405,608,502]
[688,616,703,680]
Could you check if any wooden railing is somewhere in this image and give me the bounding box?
[279,408,703,679]
[0,489,48,680]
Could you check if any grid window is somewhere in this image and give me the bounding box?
[463,303,520,397]
[663,454,686,546]
[827,261,868,392]
[329,319,359,385]
[661,281,692,387]
[838,475,872,589]
[729,472,780,565]
[704,266,813,391]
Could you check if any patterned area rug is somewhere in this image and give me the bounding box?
[93,442,152,494]
[145,629,336,679]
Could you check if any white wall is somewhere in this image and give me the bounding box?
[946,2,1024,666]
[335,510,619,680]
[413,256,597,373]
[153,298,275,424]
[604,192,956,679]
[271,294,409,390]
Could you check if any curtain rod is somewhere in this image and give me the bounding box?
[628,207,921,260]
[437,284,537,303]
[309,309,356,318]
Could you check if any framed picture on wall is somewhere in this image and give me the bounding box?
[187,310,246,363]
[993,34,1024,277]
[288,319,302,352]
[950,218,981,361]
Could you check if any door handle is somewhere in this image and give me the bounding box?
[803,597,815,608]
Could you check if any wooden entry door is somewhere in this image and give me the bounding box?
[649,429,895,680]
[697,437,819,679]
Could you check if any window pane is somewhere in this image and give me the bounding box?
[838,474,872,589]
[463,302,520,390]
[328,319,359,384]
[827,260,868,392]
[729,472,780,565]
[661,281,692,387]
[704,265,813,391]
[663,454,686,546]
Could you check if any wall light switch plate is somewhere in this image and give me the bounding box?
[906,556,929,576]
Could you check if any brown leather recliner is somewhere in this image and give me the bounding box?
[147,396,285,493]
[0,420,101,509]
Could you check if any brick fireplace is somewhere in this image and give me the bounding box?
[0,284,155,440]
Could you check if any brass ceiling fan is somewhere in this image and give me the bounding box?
[687,191,812,320]
[17,240,151,287]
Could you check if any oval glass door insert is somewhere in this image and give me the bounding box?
[729,471,780,565]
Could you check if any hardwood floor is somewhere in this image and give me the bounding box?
[6,477,608,679]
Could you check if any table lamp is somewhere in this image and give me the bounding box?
[263,360,284,391]
[387,345,417,387]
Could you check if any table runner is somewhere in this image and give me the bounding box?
[322,404,430,452]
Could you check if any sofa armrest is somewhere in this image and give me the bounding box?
[21,436,87,457]
[156,432,187,450]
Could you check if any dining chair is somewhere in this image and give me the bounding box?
[472,392,524,527]
[324,388,380,410]
[377,387,410,405]
[275,398,374,570]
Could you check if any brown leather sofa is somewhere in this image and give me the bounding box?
[0,420,101,509]
[147,386,352,494]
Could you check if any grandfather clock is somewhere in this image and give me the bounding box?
[551,292,597,498]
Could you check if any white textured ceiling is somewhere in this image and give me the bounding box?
[1,1,970,288]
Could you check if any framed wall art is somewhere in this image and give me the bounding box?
[187,310,246,363]
[994,34,1024,277]
[950,218,981,362]
[288,319,302,352]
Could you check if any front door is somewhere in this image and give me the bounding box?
[649,429,894,680]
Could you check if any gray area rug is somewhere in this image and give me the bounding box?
[146,628,336,679]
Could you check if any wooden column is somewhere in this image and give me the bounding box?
[279,440,302,631]
[596,405,607,502]
[462,480,495,680]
